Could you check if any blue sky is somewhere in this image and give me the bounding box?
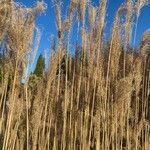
[17,0,150,71]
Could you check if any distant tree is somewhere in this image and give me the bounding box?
[33,54,45,77]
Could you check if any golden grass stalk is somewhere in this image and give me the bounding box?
[88,4,97,32]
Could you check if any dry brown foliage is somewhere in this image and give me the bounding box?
[0,0,150,150]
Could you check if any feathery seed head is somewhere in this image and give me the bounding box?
[69,0,79,14]
[78,0,87,23]
[88,4,97,31]
[34,1,47,14]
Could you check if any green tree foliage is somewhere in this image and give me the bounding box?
[33,54,45,77]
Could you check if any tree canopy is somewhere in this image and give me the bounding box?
[33,54,45,77]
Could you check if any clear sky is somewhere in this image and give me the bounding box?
[16,0,150,71]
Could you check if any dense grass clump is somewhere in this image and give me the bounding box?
[0,0,150,149]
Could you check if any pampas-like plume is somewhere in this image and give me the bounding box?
[133,57,143,94]
[33,1,47,14]
[114,73,133,124]
[78,0,87,24]
[54,3,63,39]
[0,0,12,40]
[140,29,150,56]
[8,7,35,60]
[125,0,133,46]
[136,0,150,16]
[97,0,107,36]
[108,4,124,80]
[88,4,97,32]
[81,28,88,53]
[69,0,79,14]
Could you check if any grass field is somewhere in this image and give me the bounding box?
[0,0,150,149]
